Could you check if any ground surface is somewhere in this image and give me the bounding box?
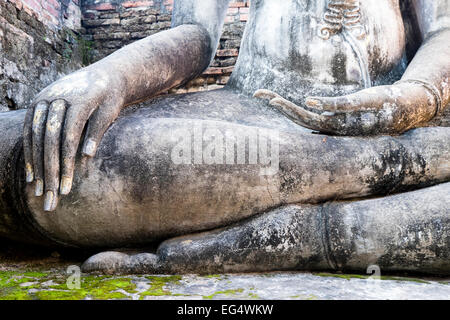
[0,241,449,300]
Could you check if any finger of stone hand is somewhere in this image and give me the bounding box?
[82,105,121,158]
[43,99,67,212]
[269,97,328,131]
[23,105,37,183]
[305,96,351,112]
[306,87,391,113]
[60,106,93,196]
[253,89,283,101]
[31,101,49,196]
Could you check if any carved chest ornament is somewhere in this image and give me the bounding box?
[319,0,366,40]
[318,0,371,88]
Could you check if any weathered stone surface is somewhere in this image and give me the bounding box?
[1,264,449,300]
[138,273,450,300]
[0,0,84,112]
[0,0,449,278]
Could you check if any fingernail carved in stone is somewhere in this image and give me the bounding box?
[60,176,72,195]
[44,191,57,212]
[25,163,34,183]
[35,179,44,197]
[305,98,322,108]
[83,139,97,157]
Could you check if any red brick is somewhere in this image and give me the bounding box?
[83,12,96,19]
[239,7,249,14]
[122,1,154,8]
[227,8,238,15]
[221,66,235,74]
[85,3,117,11]
[9,0,23,10]
[203,67,223,75]
[229,2,246,8]
[22,5,34,17]
[203,66,234,75]
[42,2,60,19]
[45,0,61,10]
[240,14,248,21]
[163,0,173,11]
[23,0,41,13]
[224,16,235,24]
[216,49,239,57]
[41,11,59,27]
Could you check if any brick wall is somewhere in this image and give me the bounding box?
[7,0,81,30]
[0,0,84,111]
[82,0,250,93]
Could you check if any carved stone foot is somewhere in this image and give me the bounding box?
[82,251,161,275]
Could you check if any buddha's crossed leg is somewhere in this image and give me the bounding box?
[82,182,450,275]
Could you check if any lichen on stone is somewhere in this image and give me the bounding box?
[203,288,245,300]
[139,275,183,299]
[0,270,138,300]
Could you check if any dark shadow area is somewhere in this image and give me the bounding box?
[0,237,92,270]
[0,237,161,271]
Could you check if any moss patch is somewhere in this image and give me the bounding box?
[203,288,245,300]
[202,274,222,279]
[201,274,230,281]
[139,275,183,299]
[0,271,45,300]
[247,292,260,299]
[0,270,138,300]
[38,276,137,300]
[22,271,48,278]
[61,28,95,66]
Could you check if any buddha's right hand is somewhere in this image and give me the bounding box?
[22,21,225,212]
[23,67,125,212]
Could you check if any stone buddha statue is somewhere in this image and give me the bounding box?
[0,0,448,274]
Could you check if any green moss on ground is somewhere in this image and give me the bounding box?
[0,271,47,300]
[139,275,183,299]
[247,292,260,299]
[1,269,444,300]
[201,274,230,281]
[1,270,187,300]
[202,274,221,279]
[39,276,137,300]
[0,270,138,300]
[203,288,244,300]
[22,271,48,278]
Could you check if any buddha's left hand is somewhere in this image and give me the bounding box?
[254,81,440,136]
